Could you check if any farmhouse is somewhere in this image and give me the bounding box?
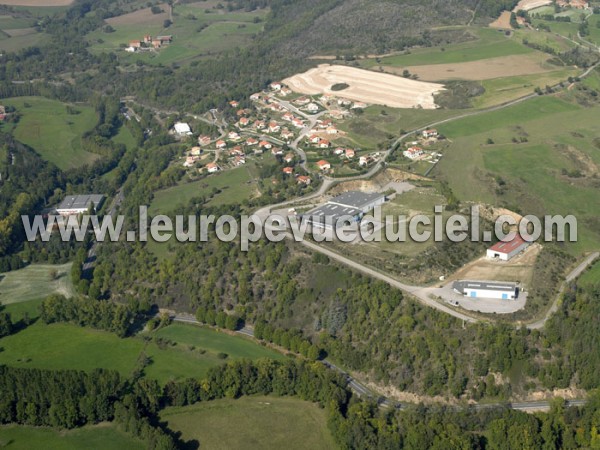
[422,129,438,138]
[270,82,282,91]
[359,156,373,166]
[129,40,141,49]
[453,280,519,300]
[486,235,530,261]
[56,194,104,216]
[174,122,192,136]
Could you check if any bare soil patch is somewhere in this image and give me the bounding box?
[106,4,169,27]
[490,11,512,29]
[0,0,72,4]
[283,64,445,109]
[387,54,555,82]
[448,244,541,286]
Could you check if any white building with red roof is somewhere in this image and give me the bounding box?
[486,235,530,261]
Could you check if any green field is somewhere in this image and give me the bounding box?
[88,4,267,65]
[2,97,100,170]
[0,263,74,305]
[361,28,532,68]
[149,163,258,215]
[161,396,337,450]
[0,321,283,383]
[578,259,600,289]
[434,96,600,253]
[0,423,144,450]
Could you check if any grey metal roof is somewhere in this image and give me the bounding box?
[304,203,362,226]
[57,194,104,212]
[329,191,384,210]
[452,280,517,293]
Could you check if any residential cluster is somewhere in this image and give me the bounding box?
[402,128,443,164]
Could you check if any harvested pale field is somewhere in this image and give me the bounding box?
[283,64,445,109]
[106,4,169,27]
[0,0,72,5]
[388,53,556,81]
[512,0,552,11]
[490,11,512,29]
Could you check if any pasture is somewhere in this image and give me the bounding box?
[434,97,600,253]
[0,423,144,450]
[578,259,600,289]
[0,0,73,5]
[284,64,445,109]
[0,321,284,383]
[161,396,337,450]
[2,97,100,170]
[149,163,258,215]
[87,3,267,65]
[0,263,74,305]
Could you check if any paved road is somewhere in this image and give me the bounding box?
[168,314,587,412]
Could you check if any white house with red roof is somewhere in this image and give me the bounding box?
[297,175,312,185]
[283,166,294,175]
[318,139,331,149]
[317,160,331,170]
[486,235,530,261]
[422,129,438,138]
[308,135,321,144]
[239,117,249,127]
[259,140,272,149]
[403,147,423,160]
[206,162,219,173]
[228,131,241,141]
[246,137,258,146]
[345,149,355,158]
[216,140,227,149]
[268,122,280,133]
[281,129,295,140]
[198,135,211,146]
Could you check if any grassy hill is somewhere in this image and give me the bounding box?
[1,97,100,170]
[161,396,337,450]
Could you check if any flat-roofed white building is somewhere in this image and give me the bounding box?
[56,195,104,216]
[453,280,519,300]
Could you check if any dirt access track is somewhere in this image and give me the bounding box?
[283,64,445,109]
[0,0,73,5]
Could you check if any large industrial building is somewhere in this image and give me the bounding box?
[56,195,105,216]
[304,191,385,229]
[452,280,519,300]
[486,234,530,261]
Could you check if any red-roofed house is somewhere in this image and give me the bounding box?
[297,175,312,185]
[283,166,294,175]
[229,100,239,108]
[246,137,258,146]
[282,112,294,122]
[345,149,355,158]
[216,140,227,149]
[284,153,294,163]
[422,129,438,138]
[259,140,272,149]
[318,139,330,149]
[198,135,211,146]
[239,117,249,127]
[268,122,280,133]
[317,160,331,171]
[486,235,530,261]
[281,129,294,140]
[403,147,423,160]
[129,40,142,48]
[308,135,320,144]
[206,162,219,173]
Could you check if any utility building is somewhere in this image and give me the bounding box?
[304,191,385,230]
[486,235,530,261]
[453,280,519,300]
[56,195,104,216]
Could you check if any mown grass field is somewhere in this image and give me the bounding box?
[0,263,74,305]
[161,396,337,450]
[2,97,100,170]
[434,95,600,254]
[0,423,144,450]
[0,321,283,383]
[88,3,267,65]
[578,259,600,289]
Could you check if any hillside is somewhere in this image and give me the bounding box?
[263,0,521,56]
